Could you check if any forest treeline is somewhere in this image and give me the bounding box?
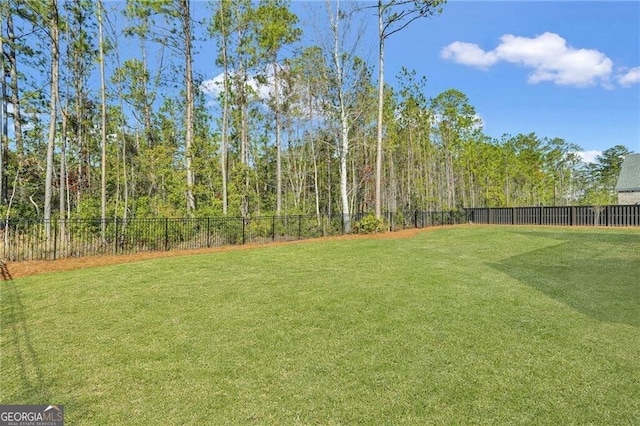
[0,0,633,232]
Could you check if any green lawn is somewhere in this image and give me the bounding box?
[1,226,639,424]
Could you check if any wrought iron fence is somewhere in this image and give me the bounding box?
[466,205,640,227]
[3,206,636,262]
[0,211,467,262]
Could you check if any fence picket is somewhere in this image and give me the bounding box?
[2,207,638,262]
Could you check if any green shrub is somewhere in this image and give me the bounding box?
[353,214,387,234]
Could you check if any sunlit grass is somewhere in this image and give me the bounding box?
[2,226,639,424]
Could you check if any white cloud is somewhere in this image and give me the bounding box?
[440,41,498,70]
[200,65,275,101]
[200,73,225,97]
[576,150,601,164]
[473,112,484,130]
[441,32,615,88]
[617,66,640,87]
[200,65,330,124]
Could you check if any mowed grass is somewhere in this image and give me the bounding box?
[1,226,639,424]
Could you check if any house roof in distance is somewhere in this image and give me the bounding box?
[616,153,640,191]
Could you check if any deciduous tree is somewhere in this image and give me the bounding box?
[373,0,445,218]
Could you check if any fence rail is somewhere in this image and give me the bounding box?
[0,211,466,262]
[467,205,640,227]
[2,206,638,262]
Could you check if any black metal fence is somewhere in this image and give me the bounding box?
[467,205,640,227]
[0,211,467,262]
[2,206,637,262]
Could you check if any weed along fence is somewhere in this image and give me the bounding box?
[0,211,466,262]
[2,206,637,262]
[467,205,640,227]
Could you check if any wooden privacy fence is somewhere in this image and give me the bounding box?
[467,205,640,227]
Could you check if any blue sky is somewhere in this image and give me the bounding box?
[377,1,640,160]
[197,1,639,161]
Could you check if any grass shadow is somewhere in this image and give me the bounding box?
[506,228,640,246]
[491,232,640,327]
[0,277,51,402]
[1,261,13,280]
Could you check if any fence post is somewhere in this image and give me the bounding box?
[114,218,119,255]
[207,217,211,248]
[272,216,276,242]
[53,219,58,261]
[242,217,246,245]
[570,206,576,226]
[539,206,543,225]
[2,220,6,260]
[164,218,169,251]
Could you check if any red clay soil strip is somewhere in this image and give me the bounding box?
[1,226,460,280]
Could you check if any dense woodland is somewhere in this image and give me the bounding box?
[0,0,633,231]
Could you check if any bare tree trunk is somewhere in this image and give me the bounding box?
[182,0,196,214]
[388,151,396,213]
[98,0,108,240]
[311,136,321,226]
[275,63,282,215]
[350,147,357,214]
[74,34,85,208]
[220,8,230,215]
[406,131,414,211]
[0,31,6,205]
[240,69,250,217]
[221,81,229,215]
[239,71,248,166]
[44,0,60,238]
[58,105,68,253]
[327,149,332,217]
[122,137,128,220]
[330,0,351,232]
[339,115,350,232]
[5,12,20,154]
[6,10,25,205]
[59,107,67,218]
[375,0,384,219]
